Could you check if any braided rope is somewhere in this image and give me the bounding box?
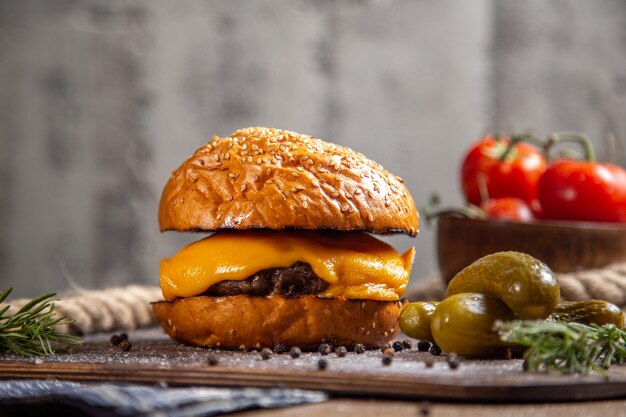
[7,285,163,335]
[409,262,626,309]
[6,263,626,335]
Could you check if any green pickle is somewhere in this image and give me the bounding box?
[399,301,438,341]
[447,251,560,320]
[431,293,516,357]
[550,300,625,328]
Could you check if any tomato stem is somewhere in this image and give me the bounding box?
[500,133,546,161]
[547,132,596,162]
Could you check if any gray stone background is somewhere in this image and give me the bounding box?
[1,0,626,297]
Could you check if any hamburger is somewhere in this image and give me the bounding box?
[152,127,419,350]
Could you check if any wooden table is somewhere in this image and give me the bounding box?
[1,328,625,415]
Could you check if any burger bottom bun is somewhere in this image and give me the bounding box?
[152,295,408,350]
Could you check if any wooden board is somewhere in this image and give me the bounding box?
[1,328,625,402]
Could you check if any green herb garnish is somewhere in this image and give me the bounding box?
[496,320,626,377]
[0,287,83,356]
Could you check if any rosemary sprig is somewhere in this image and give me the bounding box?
[496,320,626,377]
[0,288,83,356]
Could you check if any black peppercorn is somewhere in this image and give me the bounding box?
[118,339,132,352]
[353,343,366,354]
[382,355,393,366]
[447,353,460,370]
[273,343,287,354]
[336,346,347,357]
[207,355,219,366]
[429,344,442,356]
[318,343,333,355]
[417,341,431,352]
[392,341,404,352]
[260,348,272,360]
[289,346,302,359]
[402,340,413,350]
[110,333,128,346]
[318,358,328,370]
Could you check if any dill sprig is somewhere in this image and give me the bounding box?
[0,287,83,356]
[496,320,626,377]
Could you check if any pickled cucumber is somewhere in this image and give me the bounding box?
[431,292,515,357]
[550,300,625,328]
[447,251,559,320]
[399,301,438,341]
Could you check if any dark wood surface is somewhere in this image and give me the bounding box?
[437,215,626,283]
[1,328,625,402]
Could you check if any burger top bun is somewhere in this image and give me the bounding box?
[159,127,419,236]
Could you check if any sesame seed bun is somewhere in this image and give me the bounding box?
[158,127,419,236]
[152,295,408,350]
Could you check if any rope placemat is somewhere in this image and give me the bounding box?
[7,286,162,335]
[6,263,626,336]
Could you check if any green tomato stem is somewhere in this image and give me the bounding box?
[547,132,596,162]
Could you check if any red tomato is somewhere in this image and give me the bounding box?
[461,136,547,207]
[537,160,626,222]
[482,198,534,222]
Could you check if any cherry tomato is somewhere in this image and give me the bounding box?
[482,198,534,222]
[461,136,547,207]
[537,160,626,222]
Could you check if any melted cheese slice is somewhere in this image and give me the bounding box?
[160,231,415,301]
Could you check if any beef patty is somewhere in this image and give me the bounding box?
[204,262,329,297]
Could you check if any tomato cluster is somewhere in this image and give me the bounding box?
[461,134,626,223]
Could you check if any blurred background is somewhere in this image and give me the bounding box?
[1,0,626,297]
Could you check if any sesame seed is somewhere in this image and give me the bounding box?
[256,158,262,164]
[241,184,247,191]
[213,154,220,162]
[345,192,353,199]
[247,156,253,163]
[225,196,233,202]
[228,173,237,179]
[302,201,309,209]
[216,214,222,220]
[229,329,236,336]
[292,172,299,177]
[307,159,314,165]
[289,157,295,162]
[341,205,350,212]
[354,189,362,195]
[296,185,305,191]
[297,166,304,172]
[266,168,272,175]
[253,175,259,182]
[312,181,320,187]
[197,159,205,166]
[385,201,391,207]
[224,153,230,160]
[331,192,340,198]
[368,214,374,222]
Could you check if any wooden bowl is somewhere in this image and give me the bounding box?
[437,215,626,283]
